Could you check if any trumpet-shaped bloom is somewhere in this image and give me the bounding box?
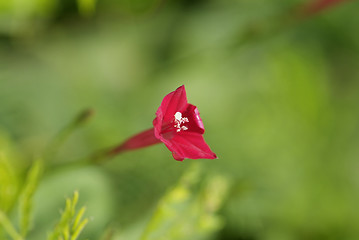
[153,85,217,161]
[109,85,217,161]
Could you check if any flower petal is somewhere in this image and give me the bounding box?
[163,132,217,160]
[172,151,185,161]
[153,109,164,140]
[183,104,205,134]
[157,85,188,123]
[153,85,217,161]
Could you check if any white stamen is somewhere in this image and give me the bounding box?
[175,112,182,121]
[174,112,189,132]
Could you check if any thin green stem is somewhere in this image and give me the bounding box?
[43,109,94,162]
[0,210,23,240]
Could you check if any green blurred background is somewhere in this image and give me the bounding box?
[1,0,359,239]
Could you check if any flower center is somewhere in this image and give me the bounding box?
[174,112,189,132]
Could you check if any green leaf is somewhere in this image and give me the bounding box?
[48,191,89,240]
[19,159,43,237]
[0,151,19,213]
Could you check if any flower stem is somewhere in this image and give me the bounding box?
[44,128,161,175]
[44,109,94,162]
[92,128,161,163]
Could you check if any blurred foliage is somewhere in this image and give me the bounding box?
[19,160,43,237]
[48,191,88,240]
[0,158,87,240]
[0,152,19,214]
[0,209,23,240]
[1,0,359,239]
[140,163,229,240]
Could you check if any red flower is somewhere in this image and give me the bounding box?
[108,85,217,161]
[153,85,217,161]
[300,0,349,15]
